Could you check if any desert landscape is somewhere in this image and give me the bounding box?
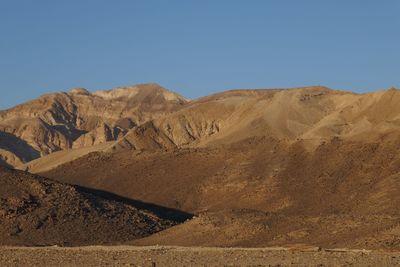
[2,0,398,265]
[1,84,400,265]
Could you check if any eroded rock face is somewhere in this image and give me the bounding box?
[0,83,188,167]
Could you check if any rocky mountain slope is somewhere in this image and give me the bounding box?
[0,166,179,246]
[0,83,187,167]
[43,134,400,249]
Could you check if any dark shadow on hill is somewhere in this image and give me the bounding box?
[0,131,40,162]
[76,185,193,223]
[0,158,12,168]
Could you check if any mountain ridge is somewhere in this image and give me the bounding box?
[3,84,400,170]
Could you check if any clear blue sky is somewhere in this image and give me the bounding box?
[0,1,399,109]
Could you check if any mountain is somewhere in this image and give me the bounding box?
[22,86,400,173]
[0,83,187,167]
[42,133,400,249]
[5,84,400,249]
[0,166,180,246]
[119,86,400,149]
[101,86,381,152]
[7,85,400,170]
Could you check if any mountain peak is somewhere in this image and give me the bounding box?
[69,88,91,95]
[93,83,188,103]
[387,86,399,91]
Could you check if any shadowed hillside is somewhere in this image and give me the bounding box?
[43,134,400,249]
[0,166,183,246]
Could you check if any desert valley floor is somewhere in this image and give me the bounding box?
[2,246,400,267]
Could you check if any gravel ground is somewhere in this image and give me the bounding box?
[1,246,400,267]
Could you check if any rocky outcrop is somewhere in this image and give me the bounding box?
[0,166,177,246]
[110,121,177,152]
[72,122,125,148]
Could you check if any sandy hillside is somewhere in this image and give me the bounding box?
[19,142,115,173]
[117,87,400,150]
